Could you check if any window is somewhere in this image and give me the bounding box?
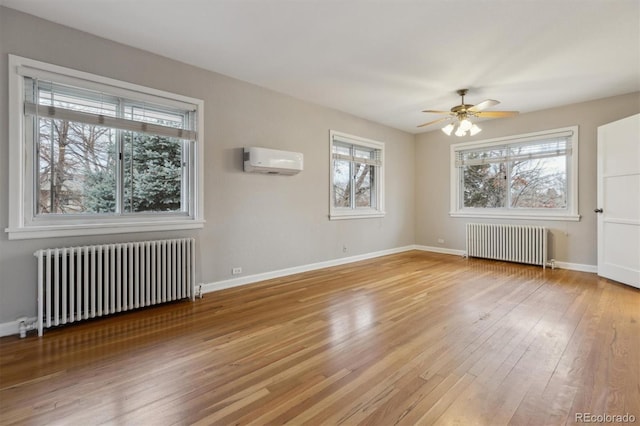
[330,130,385,220]
[7,55,205,239]
[450,127,580,221]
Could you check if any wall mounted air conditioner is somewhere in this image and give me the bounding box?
[243,147,303,175]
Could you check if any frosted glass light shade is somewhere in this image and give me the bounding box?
[459,118,473,131]
[441,123,455,135]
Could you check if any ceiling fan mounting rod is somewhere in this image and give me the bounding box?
[453,89,471,113]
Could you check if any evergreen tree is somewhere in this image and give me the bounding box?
[84,133,182,213]
[463,159,507,208]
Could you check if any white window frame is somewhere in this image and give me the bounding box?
[6,55,205,240]
[450,126,580,221]
[329,130,385,220]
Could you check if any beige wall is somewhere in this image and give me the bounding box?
[0,7,415,323]
[415,92,640,267]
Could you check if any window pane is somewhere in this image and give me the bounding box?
[510,156,567,208]
[461,147,507,164]
[123,133,184,213]
[330,132,384,219]
[354,163,372,208]
[508,138,567,158]
[124,105,186,130]
[37,118,117,214]
[38,81,118,117]
[333,143,351,156]
[463,162,507,208]
[333,159,351,207]
[354,147,374,161]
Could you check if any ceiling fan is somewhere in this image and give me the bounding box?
[418,89,519,136]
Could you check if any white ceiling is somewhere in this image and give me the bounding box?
[2,0,639,133]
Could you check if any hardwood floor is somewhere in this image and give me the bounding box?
[1,251,638,425]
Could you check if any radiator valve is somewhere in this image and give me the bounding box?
[17,317,37,338]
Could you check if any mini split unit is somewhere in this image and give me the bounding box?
[243,147,304,175]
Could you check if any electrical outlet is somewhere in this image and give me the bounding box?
[437,238,445,244]
[232,267,242,275]
[342,244,347,253]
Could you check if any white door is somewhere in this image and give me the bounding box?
[597,114,640,288]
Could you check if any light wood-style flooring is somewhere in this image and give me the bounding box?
[1,251,639,425]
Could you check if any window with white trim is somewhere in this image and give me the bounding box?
[450,127,580,221]
[330,130,385,220]
[7,55,205,239]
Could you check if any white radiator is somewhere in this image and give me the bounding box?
[34,238,195,336]
[465,223,548,268]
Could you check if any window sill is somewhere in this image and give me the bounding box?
[329,211,386,220]
[5,219,206,240]
[449,211,581,222]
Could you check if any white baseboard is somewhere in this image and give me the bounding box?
[198,244,597,297]
[414,244,598,273]
[199,245,416,295]
[553,261,597,273]
[0,317,37,338]
[413,245,466,256]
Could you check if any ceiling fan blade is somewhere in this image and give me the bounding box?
[475,111,519,118]
[421,109,452,114]
[468,99,500,112]
[417,117,451,128]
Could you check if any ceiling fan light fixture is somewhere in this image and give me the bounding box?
[441,123,455,135]
[417,89,519,134]
[458,118,473,132]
